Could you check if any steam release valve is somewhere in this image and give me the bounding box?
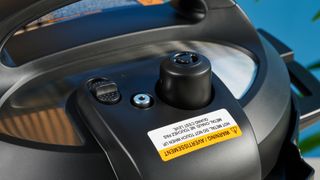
[87,78,121,105]
[157,52,213,110]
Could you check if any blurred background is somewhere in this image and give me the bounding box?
[237,0,320,154]
[236,0,320,175]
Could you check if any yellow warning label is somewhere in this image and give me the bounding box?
[138,0,164,6]
[159,125,242,161]
[147,109,242,161]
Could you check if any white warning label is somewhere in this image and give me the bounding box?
[147,109,242,161]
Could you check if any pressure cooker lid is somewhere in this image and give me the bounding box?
[0,0,316,180]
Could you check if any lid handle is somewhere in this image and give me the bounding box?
[0,0,235,53]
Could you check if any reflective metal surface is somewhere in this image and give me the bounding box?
[0,106,82,146]
[0,78,82,145]
[186,41,257,99]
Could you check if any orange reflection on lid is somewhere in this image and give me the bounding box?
[138,0,164,6]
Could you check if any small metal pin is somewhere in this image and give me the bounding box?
[132,94,153,109]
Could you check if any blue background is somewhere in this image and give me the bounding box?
[237,0,320,157]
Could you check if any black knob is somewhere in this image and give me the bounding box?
[157,52,213,110]
[88,78,121,105]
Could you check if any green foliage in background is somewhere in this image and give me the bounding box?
[252,0,320,156]
[299,133,320,154]
[308,59,320,70]
[313,10,320,22]
[299,59,320,155]
[301,8,320,155]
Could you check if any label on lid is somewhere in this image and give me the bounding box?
[147,109,242,161]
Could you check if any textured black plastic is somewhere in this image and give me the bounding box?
[87,78,121,105]
[75,59,261,180]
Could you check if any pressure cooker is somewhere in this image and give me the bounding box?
[0,0,318,179]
